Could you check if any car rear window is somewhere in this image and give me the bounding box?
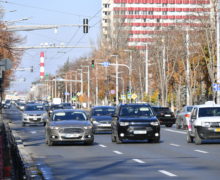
[152,107,171,113]
[92,108,115,116]
[119,105,153,117]
[186,106,193,112]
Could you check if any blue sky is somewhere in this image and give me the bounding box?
[1,0,101,92]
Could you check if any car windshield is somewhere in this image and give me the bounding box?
[92,108,115,116]
[53,112,87,121]
[120,106,153,117]
[186,106,193,112]
[25,105,45,111]
[51,105,63,110]
[153,107,171,113]
[198,107,220,117]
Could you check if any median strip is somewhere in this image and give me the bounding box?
[159,170,177,177]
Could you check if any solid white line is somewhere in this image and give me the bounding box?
[194,150,208,154]
[132,159,145,164]
[170,143,181,147]
[164,129,186,134]
[113,150,123,155]
[159,170,177,177]
[99,144,107,148]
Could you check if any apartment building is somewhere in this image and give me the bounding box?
[101,0,211,49]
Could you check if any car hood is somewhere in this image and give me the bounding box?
[23,111,46,115]
[91,116,112,121]
[119,116,158,122]
[50,120,91,127]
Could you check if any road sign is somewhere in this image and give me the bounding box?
[102,62,110,67]
[213,83,220,91]
[121,95,126,100]
[131,93,138,100]
[127,93,132,99]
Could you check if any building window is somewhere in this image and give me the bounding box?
[103,4,110,8]
[135,11,139,15]
[157,19,160,23]
[148,11,153,15]
[129,11,133,15]
[162,11,167,15]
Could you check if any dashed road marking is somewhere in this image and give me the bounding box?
[159,170,177,177]
[194,150,208,154]
[132,159,145,164]
[113,151,123,155]
[164,129,186,134]
[99,144,107,148]
[170,143,181,147]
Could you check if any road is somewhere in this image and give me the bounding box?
[3,106,220,180]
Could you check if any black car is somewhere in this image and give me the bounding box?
[111,104,160,143]
[151,106,176,127]
[90,106,116,133]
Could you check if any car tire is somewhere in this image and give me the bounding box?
[111,133,116,142]
[116,135,122,144]
[84,139,94,145]
[194,129,202,145]
[47,135,54,146]
[22,122,26,127]
[165,124,173,127]
[149,136,160,143]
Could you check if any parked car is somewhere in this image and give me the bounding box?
[176,105,194,129]
[45,109,94,146]
[22,103,48,126]
[151,106,176,127]
[187,101,220,145]
[90,106,116,133]
[111,103,160,143]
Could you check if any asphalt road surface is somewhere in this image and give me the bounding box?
[3,106,220,180]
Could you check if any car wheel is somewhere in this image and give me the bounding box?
[165,124,173,127]
[186,131,194,143]
[84,139,94,145]
[22,122,26,127]
[194,129,202,145]
[116,135,122,144]
[111,133,116,142]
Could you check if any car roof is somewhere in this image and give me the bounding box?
[92,106,115,109]
[194,101,220,108]
[52,109,85,113]
[119,103,151,106]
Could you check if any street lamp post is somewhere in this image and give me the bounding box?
[111,55,119,105]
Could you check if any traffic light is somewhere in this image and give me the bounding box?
[83,18,88,33]
[91,60,95,68]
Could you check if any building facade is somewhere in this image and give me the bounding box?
[102,0,211,49]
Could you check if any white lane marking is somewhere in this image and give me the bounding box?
[164,129,186,134]
[113,151,123,155]
[194,150,208,154]
[30,131,37,134]
[99,144,107,148]
[159,170,177,177]
[170,143,181,147]
[132,159,145,164]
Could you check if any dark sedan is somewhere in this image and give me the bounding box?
[111,104,160,143]
[90,106,116,133]
[45,109,94,146]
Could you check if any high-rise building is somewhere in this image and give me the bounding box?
[101,0,211,49]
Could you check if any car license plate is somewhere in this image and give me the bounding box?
[133,130,147,134]
[165,114,171,117]
[215,128,220,132]
[99,124,111,127]
[33,117,38,120]
[65,134,79,138]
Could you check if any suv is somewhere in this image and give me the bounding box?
[187,101,220,145]
[151,106,176,127]
[111,104,160,143]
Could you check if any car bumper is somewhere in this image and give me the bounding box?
[93,124,112,132]
[23,118,45,124]
[48,129,94,142]
[117,125,160,140]
[197,126,220,139]
[158,117,176,125]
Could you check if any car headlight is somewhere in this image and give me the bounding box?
[91,118,99,124]
[203,122,210,127]
[23,113,28,118]
[150,121,160,126]
[50,126,60,130]
[119,122,129,126]
[84,126,93,129]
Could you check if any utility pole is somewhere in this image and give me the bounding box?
[111,55,119,105]
[186,29,191,105]
[81,66,90,107]
[145,44,149,95]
